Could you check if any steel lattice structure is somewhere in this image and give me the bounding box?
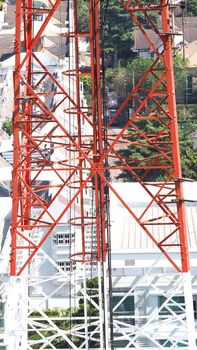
[10,0,196,348]
[12,0,108,276]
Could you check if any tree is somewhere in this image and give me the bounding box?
[28,308,74,349]
[77,0,89,32]
[76,0,159,64]
[178,109,197,179]
[104,0,159,64]
[116,119,171,182]
[186,0,197,16]
[0,0,5,11]
[104,0,135,63]
[106,57,155,104]
[106,55,187,105]
[73,277,100,348]
[2,119,12,136]
[28,278,99,349]
[173,54,188,91]
[80,75,92,106]
[115,112,197,182]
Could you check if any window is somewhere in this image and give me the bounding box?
[112,292,135,348]
[0,303,4,330]
[159,339,186,347]
[0,303,4,318]
[112,292,135,326]
[57,261,76,272]
[113,335,134,348]
[193,295,197,320]
[58,234,63,244]
[53,233,75,245]
[158,296,185,317]
[159,295,197,319]
[33,14,43,21]
[86,262,98,272]
[58,261,64,269]
[186,75,192,95]
[125,259,135,267]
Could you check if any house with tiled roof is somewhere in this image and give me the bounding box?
[133,16,197,59]
[133,29,163,59]
[133,16,197,104]
[0,0,69,63]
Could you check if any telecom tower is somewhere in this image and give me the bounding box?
[8,0,196,348]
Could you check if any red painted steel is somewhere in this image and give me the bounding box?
[11,0,107,275]
[11,0,189,275]
[103,0,189,272]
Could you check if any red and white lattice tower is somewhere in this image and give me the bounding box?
[10,0,196,348]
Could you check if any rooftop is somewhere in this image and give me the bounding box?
[134,16,197,52]
[134,29,161,51]
[179,40,197,67]
[0,1,69,62]
[110,182,197,252]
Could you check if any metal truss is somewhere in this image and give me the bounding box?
[12,0,107,275]
[112,272,190,348]
[11,0,196,348]
[27,255,105,349]
[2,249,197,349]
[105,0,189,273]
[12,0,109,348]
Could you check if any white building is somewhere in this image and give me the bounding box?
[0,178,196,349]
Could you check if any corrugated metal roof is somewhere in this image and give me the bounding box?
[110,183,197,251]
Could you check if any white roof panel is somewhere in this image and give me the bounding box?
[110,182,197,251]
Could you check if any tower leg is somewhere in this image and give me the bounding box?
[183,272,196,349]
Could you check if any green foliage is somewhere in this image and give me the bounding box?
[186,0,197,16]
[178,109,197,179]
[77,0,89,32]
[104,0,135,62]
[80,75,92,106]
[109,56,195,182]
[29,308,75,349]
[73,278,100,348]
[106,57,155,104]
[2,119,12,136]
[0,0,5,10]
[76,0,197,63]
[174,54,188,90]
[106,55,187,105]
[116,119,170,182]
[116,110,197,182]
[28,279,100,349]
[106,67,129,102]
[177,104,197,115]
[104,0,159,63]
[76,277,99,317]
